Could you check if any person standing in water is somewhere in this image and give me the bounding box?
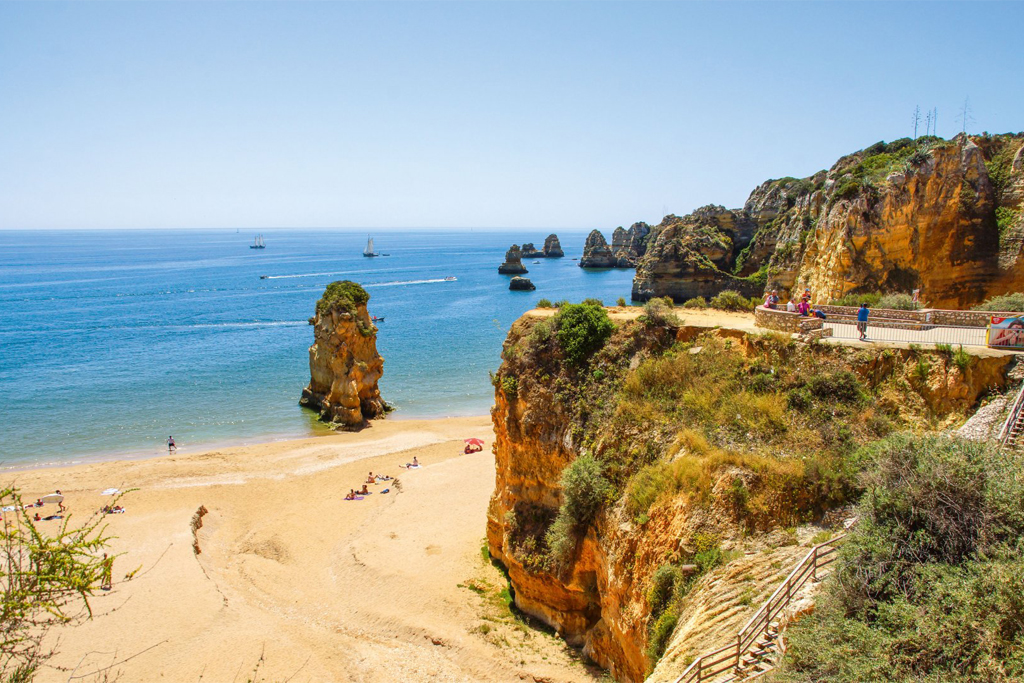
[168,436,176,453]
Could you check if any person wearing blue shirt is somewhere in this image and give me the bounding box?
[857,303,869,341]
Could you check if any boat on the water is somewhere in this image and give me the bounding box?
[363,236,379,257]
[444,276,457,281]
[259,275,269,279]
[250,234,266,249]
[372,316,385,322]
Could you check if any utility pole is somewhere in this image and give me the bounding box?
[912,105,921,139]
[925,108,933,137]
[958,97,974,135]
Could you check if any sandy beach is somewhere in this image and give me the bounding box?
[8,416,599,683]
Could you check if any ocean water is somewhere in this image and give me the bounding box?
[0,229,635,467]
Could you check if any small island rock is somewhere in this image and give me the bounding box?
[509,276,536,291]
[543,234,564,257]
[498,245,529,274]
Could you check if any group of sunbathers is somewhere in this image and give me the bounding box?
[345,471,395,500]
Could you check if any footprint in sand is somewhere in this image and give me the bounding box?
[425,544,441,555]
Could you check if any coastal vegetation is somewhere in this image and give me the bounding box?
[973,291,1024,312]
[315,280,374,336]
[0,488,116,681]
[829,291,920,309]
[775,435,1024,682]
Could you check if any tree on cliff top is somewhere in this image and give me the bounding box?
[316,280,370,315]
[554,302,614,365]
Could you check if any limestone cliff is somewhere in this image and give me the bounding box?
[632,133,1024,307]
[487,309,1012,682]
[544,234,565,257]
[299,281,387,428]
[582,224,652,269]
[520,242,545,259]
[498,244,529,274]
[579,230,617,268]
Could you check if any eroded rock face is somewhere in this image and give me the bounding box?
[487,313,1012,683]
[544,234,565,257]
[498,244,529,274]
[299,281,387,428]
[509,276,536,291]
[631,133,1024,307]
[579,230,617,268]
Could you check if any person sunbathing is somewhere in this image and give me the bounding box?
[366,472,375,484]
[376,474,392,481]
[359,485,369,495]
[345,490,357,501]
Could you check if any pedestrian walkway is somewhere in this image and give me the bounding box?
[825,320,988,347]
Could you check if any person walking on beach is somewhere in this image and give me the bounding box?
[857,303,870,341]
[168,436,176,453]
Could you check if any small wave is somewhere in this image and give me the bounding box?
[365,278,455,288]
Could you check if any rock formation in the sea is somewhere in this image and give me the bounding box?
[520,242,545,259]
[509,276,536,291]
[487,310,1013,682]
[543,234,564,257]
[580,224,653,269]
[300,281,388,428]
[498,245,529,274]
[631,133,1024,307]
[578,230,617,268]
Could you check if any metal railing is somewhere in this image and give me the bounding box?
[673,534,846,683]
[998,383,1024,445]
[823,321,987,347]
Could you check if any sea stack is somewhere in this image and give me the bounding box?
[300,280,388,429]
[498,245,528,274]
[543,234,564,257]
[578,230,617,268]
[509,276,536,291]
[520,242,545,259]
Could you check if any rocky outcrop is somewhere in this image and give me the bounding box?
[632,133,1024,307]
[487,311,1012,682]
[498,245,528,274]
[300,281,387,428]
[520,242,545,259]
[544,234,565,257]
[509,276,536,291]
[579,230,617,268]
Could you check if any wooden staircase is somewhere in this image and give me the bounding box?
[998,383,1024,448]
[670,534,845,683]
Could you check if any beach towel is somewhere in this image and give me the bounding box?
[381,489,390,494]
[343,496,365,501]
[101,488,120,496]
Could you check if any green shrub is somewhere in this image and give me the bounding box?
[934,342,953,357]
[545,454,612,562]
[529,320,552,344]
[581,298,604,307]
[830,291,882,308]
[775,435,1024,682]
[682,297,707,309]
[787,387,813,411]
[808,370,863,403]
[554,303,615,365]
[913,356,931,383]
[500,376,518,398]
[647,564,682,618]
[996,207,1020,235]
[876,293,918,310]
[642,298,680,327]
[616,297,627,307]
[709,289,756,311]
[316,280,370,313]
[973,292,1024,312]
[833,177,862,200]
[646,609,679,664]
[536,298,553,308]
[749,372,778,394]
[951,345,974,373]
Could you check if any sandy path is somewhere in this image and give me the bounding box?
[7,417,599,683]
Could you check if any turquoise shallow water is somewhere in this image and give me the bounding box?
[0,229,634,466]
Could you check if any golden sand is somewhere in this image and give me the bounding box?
[10,417,598,682]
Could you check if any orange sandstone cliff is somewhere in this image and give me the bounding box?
[486,307,1013,682]
[632,133,1024,308]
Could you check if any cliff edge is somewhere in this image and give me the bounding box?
[300,281,388,428]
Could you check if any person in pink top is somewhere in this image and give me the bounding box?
[798,299,810,316]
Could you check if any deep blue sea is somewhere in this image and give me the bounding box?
[0,230,634,467]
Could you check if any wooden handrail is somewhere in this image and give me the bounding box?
[671,533,846,683]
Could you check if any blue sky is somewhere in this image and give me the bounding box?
[1,1,1021,230]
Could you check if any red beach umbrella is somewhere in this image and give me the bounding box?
[464,438,485,446]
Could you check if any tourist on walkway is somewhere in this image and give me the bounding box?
[786,298,797,312]
[857,303,870,341]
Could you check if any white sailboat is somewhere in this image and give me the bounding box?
[363,235,379,257]
[250,234,266,249]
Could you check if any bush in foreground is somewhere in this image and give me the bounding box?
[554,302,615,365]
[774,434,1024,682]
[545,454,612,562]
[709,290,756,311]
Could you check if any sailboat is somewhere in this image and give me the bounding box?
[250,234,266,249]
[363,235,380,257]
